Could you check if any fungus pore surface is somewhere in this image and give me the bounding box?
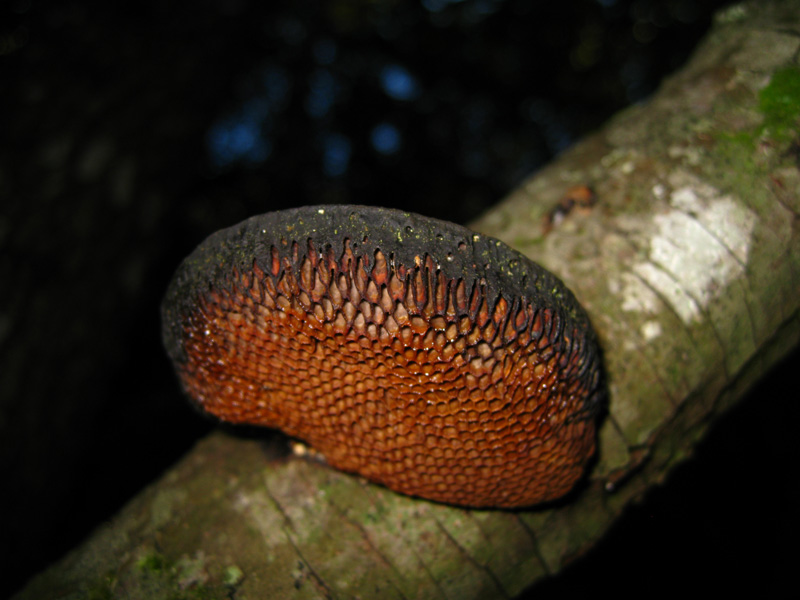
[162,205,603,508]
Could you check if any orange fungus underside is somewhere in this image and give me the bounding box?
[162,205,603,508]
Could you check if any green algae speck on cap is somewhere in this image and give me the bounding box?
[161,205,603,508]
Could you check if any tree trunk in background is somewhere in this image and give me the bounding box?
[13,2,800,598]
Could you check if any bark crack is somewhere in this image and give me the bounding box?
[431,513,511,599]
[362,487,450,599]
[514,515,550,577]
[629,267,700,352]
[261,474,333,597]
[671,203,760,356]
[324,488,411,600]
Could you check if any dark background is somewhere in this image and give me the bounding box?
[2,0,797,597]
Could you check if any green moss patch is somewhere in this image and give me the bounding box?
[758,66,800,142]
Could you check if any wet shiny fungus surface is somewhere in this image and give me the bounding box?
[162,205,603,508]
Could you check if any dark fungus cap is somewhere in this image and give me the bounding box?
[162,205,603,508]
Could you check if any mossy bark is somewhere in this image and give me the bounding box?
[15,2,800,598]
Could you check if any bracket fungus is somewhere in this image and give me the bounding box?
[162,205,603,508]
